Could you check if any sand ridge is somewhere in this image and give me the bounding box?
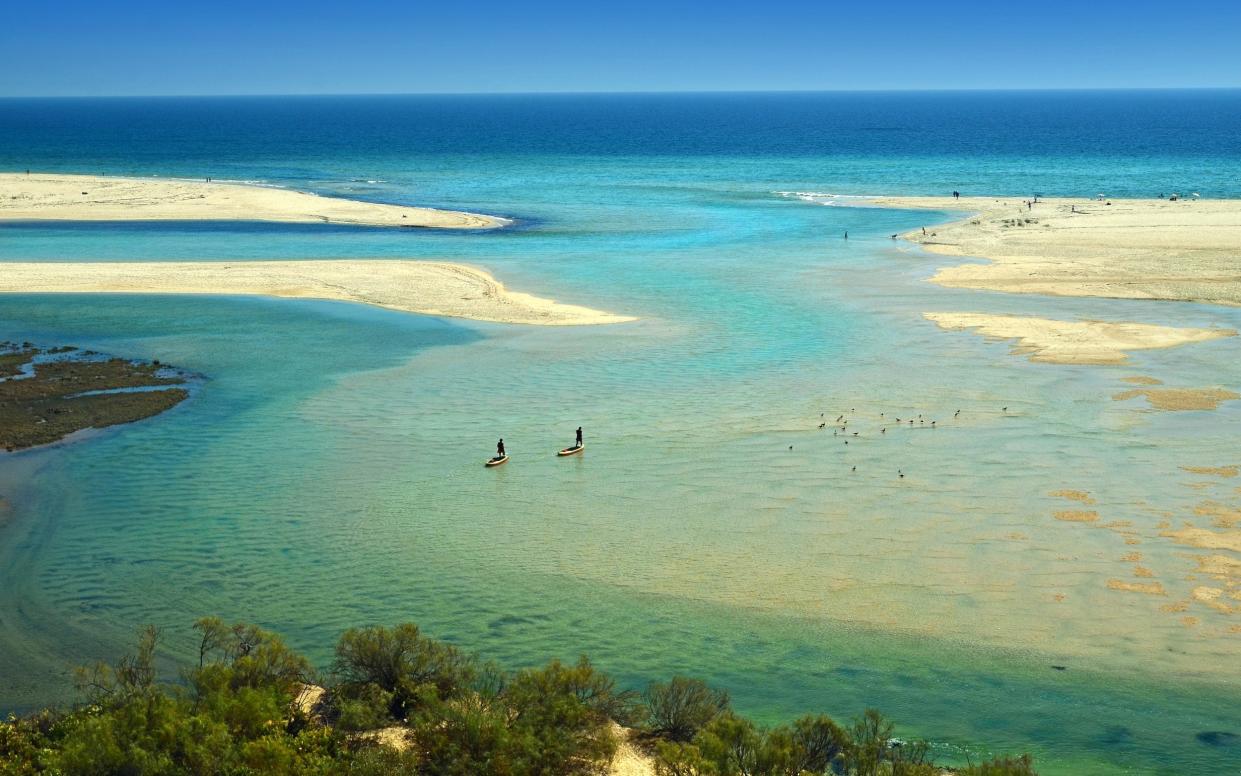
[0,172,508,229]
[0,260,635,326]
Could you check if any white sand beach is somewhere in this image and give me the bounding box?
[869,196,1241,306]
[0,173,507,229]
[924,312,1235,365]
[0,261,634,326]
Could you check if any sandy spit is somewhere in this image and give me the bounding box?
[867,196,1241,306]
[0,172,507,229]
[0,260,635,326]
[923,312,1233,365]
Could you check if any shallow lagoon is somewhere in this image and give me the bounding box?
[2,93,1241,773]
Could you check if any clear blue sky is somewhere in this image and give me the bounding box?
[2,0,1239,96]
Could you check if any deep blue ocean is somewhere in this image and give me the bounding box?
[2,91,1241,774]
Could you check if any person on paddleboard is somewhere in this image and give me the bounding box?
[497,439,505,458]
[575,427,582,448]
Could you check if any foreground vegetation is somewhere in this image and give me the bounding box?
[0,619,1036,775]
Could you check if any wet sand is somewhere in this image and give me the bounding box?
[0,260,635,326]
[0,173,507,229]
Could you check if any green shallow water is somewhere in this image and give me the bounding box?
[3,93,1241,773]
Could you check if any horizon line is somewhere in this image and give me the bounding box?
[3,86,1241,100]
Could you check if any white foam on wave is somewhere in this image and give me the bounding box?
[152,174,288,188]
[774,191,877,206]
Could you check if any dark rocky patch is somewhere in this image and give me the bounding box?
[0,341,191,452]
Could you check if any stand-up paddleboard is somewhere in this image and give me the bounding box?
[486,455,509,467]
[557,445,584,457]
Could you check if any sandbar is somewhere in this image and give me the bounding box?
[0,173,507,229]
[1183,466,1240,478]
[1106,579,1166,596]
[1053,510,1099,523]
[869,196,1241,306]
[0,260,634,326]
[924,312,1233,365]
[1050,490,1096,505]
[1113,387,1240,411]
[1194,501,1241,529]
[1195,555,1241,580]
[1161,526,1241,553]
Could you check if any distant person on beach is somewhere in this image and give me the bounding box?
[575,427,583,447]
[497,438,505,457]
[844,231,848,240]
[953,191,960,200]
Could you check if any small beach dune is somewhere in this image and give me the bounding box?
[0,173,507,229]
[0,260,634,326]
[924,312,1235,365]
[870,196,1241,306]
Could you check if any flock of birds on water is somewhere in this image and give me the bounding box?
[788,405,1011,478]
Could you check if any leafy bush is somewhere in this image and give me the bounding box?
[335,743,423,775]
[694,712,790,775]
[190,616,311,694]
[411,698,516,776]
[788,714,848,774]
[333,684,395,732]
[652,708,955,776]
[643,676,731,742]
[652,740,715,776]
[410,657,623,776]
[332,623,476,721]
[0,711,58,776]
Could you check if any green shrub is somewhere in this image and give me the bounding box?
[788,714,848,774]
[411,657,623,776]
[190,616,311,694]
[333,623,476,720]
[847,708,937,776]
[694,715,769,774]
[0,711,58,775]
[334,684,396,732]
[500,657,620,774]
[653,740,716,776]
[411,698,516,776]
[643,677,731,742]
[334,743,423,775]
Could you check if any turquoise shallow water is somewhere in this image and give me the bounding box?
[2,93,1241,773]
